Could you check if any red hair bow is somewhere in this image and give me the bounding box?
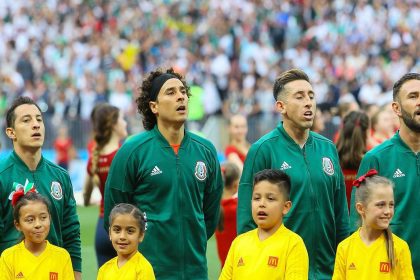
[11,187,37,207]
[353,169,378,188]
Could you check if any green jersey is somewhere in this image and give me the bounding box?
[0,151,81,272]
[350,132,420,279]
[238,123,350,280]
[104,126,223,280]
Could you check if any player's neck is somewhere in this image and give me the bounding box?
[24,239,47,256]
[14,146,42,171]
[359,226,383,246]
[157,122,185,145]
[101,133,120,155]
[283,122,309,147]
[399,125,420,153]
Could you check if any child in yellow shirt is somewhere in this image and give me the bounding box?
[219,169,308,280]
[333,170,415,280]
[0,189,74,280]
[97,203,155,280]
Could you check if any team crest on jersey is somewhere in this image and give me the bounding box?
[322,157,334,176]
[50,181,63,200]
[195,161,207,181]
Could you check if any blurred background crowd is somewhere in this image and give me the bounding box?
[0,0,419,151]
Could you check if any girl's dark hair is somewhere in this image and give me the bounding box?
[90,104,120,186]
[336,111,369,169]
[136,68,191,130]
[109,203,146,233]
[355,175,395,269]
[13,192,51,223]
[222,162,240,189]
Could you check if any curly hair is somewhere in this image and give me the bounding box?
[136,68,191,130]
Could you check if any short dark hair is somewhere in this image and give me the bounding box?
[136,68,191,130]
[109,203,146,234]
[253,169,291,200]
[273,69,310,101]
[6,96,42,128]
[393,73,420,101]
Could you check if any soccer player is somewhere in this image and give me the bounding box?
[334,171,414,279]
[219,169,308,279]
[0,96,81,280]
[237,69,350,279]
[349,72,420,278]
[104,68,223,279]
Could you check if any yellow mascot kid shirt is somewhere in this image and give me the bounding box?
[0,241,74,280]
[219,224,308,280]
[333,229,415,280]
[97,251,155,280]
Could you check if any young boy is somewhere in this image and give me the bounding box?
[219,169,308,279]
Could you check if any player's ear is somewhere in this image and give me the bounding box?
[6,127,16,140]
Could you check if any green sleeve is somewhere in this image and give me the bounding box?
[103,148,135,230]
[349,154,379,231]
[237,144,266,234]
[334,167,350,244]
[62,176,82,272]
[203,149,223,240]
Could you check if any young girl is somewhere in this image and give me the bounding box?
[83,103,128,267]
[224,114,250,171]
[332,170,415,279]
[97,203,155,280]
[215,162,240,267]
[0,189,74,280]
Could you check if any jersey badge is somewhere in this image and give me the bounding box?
[50,181,63,200]
[16,272,24,278]
[50,272,59,280]
[267,256,279,267]
[379,262,390,273]
[237,257,245,267]
[348,262,356,270]
[392,168,405,178]
[151,166,163,176]
[8,179,36,201]
[322,157,334,176]
[280,161,291,170]
[195,161,207,181]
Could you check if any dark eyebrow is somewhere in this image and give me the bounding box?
[292,90,315,95]
[165,86,186,92]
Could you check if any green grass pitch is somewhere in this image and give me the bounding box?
[78,206,221,279]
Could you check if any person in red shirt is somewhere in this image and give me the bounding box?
[335,111,369,210]
[53,126,75,170]
[83,103,128,268]
[215,162,240,268]
[224,114,250,171]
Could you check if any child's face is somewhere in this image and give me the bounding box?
[357,184,394,230]
[15,201,50,245]
[252,180,291,233]
[109,214,144,259]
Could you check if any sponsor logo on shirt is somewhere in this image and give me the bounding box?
[150,166,163,176]
[237,257,245,267]
[348,262,356,270]
[379,262,390,273]
[16,272,24,278]
[267,256,279,267]
[280,161,291,170]
[322,157,335,175]
[50,272,59,280]
[393,168,405,178]
[50,181,63,200]
[194,161,207,181]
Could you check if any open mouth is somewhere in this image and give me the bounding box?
[257,211,268,217]
[303,111,313,119]
[176,105,186,112]
[32,133,42,137]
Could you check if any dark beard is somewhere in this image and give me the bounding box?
[401,107,420,133]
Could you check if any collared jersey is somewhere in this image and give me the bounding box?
[97,251,155,280]
[0,151,81,272]
[219,224,308,280]
[349,132,420,279]
[332,229,415,280]
[104,126,223,280]
[237,123,350,280]
[0,241,74,280]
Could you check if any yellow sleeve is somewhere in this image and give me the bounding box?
[396,241,415,280]
[0,253,14,280]
[332,242,346,280]
[96,266,105,280]
[140,261,156,280]
[218,238,236,280]
[284,237,309,280]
